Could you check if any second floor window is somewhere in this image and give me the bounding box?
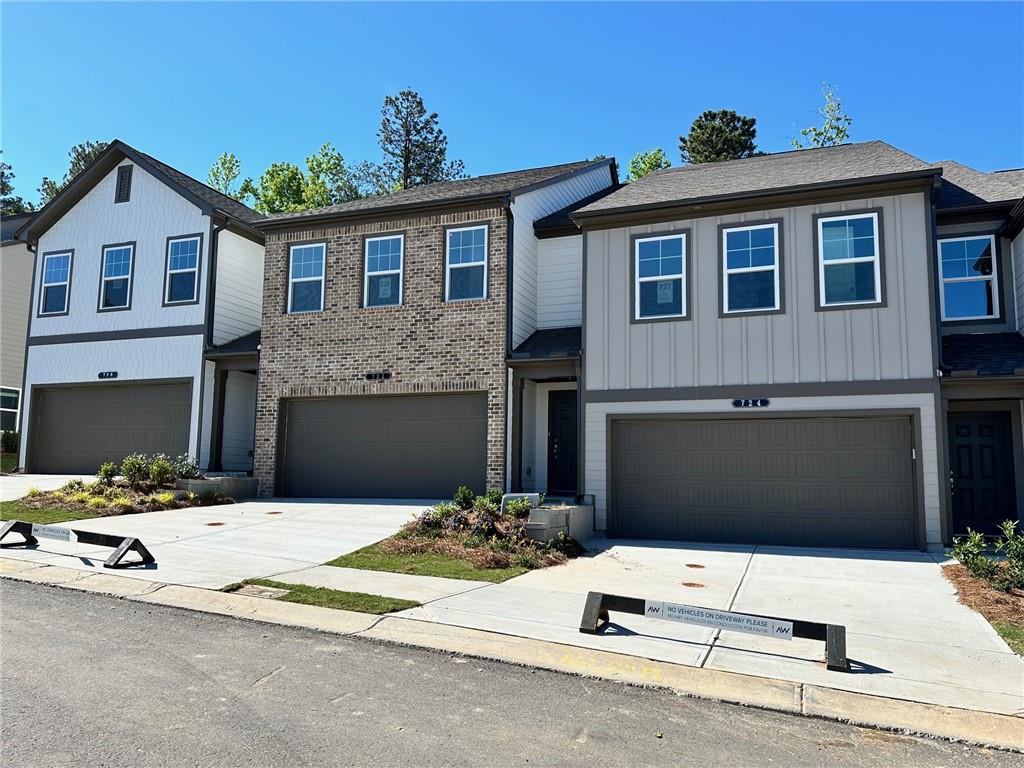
[722,223,780,314]
[40,251,72,315]
[446,225,487,301]
[816,211,882,308]
[365,235,403,307]
[938,235,999,321]
[288,243,325,313]
[634,233,686,320]
[99,243,134,311]
[165,235,201,305]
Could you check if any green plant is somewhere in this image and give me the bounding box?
[110,496,135,511]
[951,529,998,583]
[453,485,475,510]
[186,491,199,503]
[172,454,201,480]
[995,520,1024,590]
[120,453,150,487]
[68,491,92,504]
[24,486,42,498]
[148,454,176,486]
[96,462,118,485]
[483,488,503,506]
[1,430,18,454]
[504,497,532,519]
[151,491,176,506]
[87,496,108,509]
[59,478,86,494]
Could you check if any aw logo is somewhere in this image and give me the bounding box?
[644,601,664,617]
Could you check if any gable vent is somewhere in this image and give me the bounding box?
[115,165,132,203]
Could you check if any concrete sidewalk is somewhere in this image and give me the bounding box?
[1,474,91,501]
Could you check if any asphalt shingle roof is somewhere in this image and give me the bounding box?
[207,330,261,356]
[533,186,623,236]
[575,141,939,217]
[942,333,1024,376]
[935,160,1024,210]
[259,159,610,224]
[1,213,32,242]
[511,326,582,360]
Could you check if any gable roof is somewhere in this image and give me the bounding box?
[533,185,623,238]
[935,160,1024,211]
[16,139,263,242]
[573,141,940,221]
[256,158,615,228]
[1,212,32,243]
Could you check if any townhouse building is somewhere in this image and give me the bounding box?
[15,141,265,474]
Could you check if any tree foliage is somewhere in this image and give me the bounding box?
[207,152,243,199]
[678,110,759,164]
[238,144,360,214]
[626,148,671,181]
[38,140,109,204]
[791,83,852,149]
[0,153,34,215]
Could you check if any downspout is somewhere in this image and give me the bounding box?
[928,178,945,375]
[249,343,261,477]
[504,197,514,492]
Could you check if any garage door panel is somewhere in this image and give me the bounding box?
[610,416,917,549]
[281,393,487,499]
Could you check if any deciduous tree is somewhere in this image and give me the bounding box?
[626,148,671,181]
[791,83,852,149]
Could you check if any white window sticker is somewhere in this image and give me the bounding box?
[656,280,674,304]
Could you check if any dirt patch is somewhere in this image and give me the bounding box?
[378,534,567,570]
[685,563,705,569]
[943,563,1024,624]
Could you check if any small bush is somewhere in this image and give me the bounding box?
[120,454,150,487]
[24,486,42,498]
[417,502,461,529]
[111,496,135,511]
[1,430,18,454]
[68,491,92,504]
[87,496,108,509]
[59,478,86,494]
[186,491,199,503]
[149,454,176,486]
[172,454,201,480]
[453,485,475,510]
[952,529,998,582]
[995,520,1024,590]
[152,491,176,506]
[483,488,503,506]
[504,497,533,519]
[96,462,118,485]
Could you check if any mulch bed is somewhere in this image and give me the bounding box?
[378,534,567,570]
[943,563,1024,625]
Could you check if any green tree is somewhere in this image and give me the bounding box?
[360,89,466,194]
[0,153,35,215]
[678,110,759,164]
[238,143,360,214]
[239,162,306,214]
[38,140,109,204]
[207,152,243,198]
[626,148,671,181]
[303,143,360,208]
[792,83,852,149]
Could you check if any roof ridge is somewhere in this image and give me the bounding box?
[658,140,892,176]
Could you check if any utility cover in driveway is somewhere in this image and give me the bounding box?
[28,382,191,474]
[280,393,487,498]
[609,416,917,549]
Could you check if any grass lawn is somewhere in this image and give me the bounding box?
[230,578,420,614]
[0,500,104,526]
[0,453,16,474]
[328,543,527,583]
[993,621,1024,655]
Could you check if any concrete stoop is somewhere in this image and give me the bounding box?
[2,558,1021,753]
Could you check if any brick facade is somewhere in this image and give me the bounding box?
[254,205,508,496]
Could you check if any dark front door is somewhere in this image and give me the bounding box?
[949,412,1017,536]
[547,390,578,496]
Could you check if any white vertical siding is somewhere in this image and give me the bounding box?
[220,370,257,470]
[1,242,33,390]
[198,360,216,469]
[521,380,537,487]
[536,235,583,329]
[212,230,264,345]
[510,164,613,347]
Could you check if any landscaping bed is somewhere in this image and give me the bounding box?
[329,487,583,583]
[224,578,419,614]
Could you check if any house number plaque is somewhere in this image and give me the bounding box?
[732,398,769,408]
[98,371,119,380]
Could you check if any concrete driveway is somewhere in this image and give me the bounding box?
[0,499,422,588]
[1,474,91,501]
[400,539,1024,715]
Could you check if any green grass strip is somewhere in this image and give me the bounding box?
[0,500,105,526]
[327,544,526,583]
[238,578,420,615]
[993,621,1024,655]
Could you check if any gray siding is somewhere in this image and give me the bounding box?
[1,242,32,391]
[212,229,264,345]
[585,191,935,390]
[936,219,1017,335]
[536,235,583,329]
[1014,229,1024,333]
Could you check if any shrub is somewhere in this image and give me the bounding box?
[951,529,998,583]
[995,520,1024,590]
[60,478,86,494]
[483,488,503,506]
[453,485,475,510]
[417,502,461,529]
[120,454,150,487]
[1,430,18,454]
[87,496,108,509]
[152,491,176,506]
[111,496,135,511]
[186,491,199,503]
[149,454,176,486]
[470,498,501,538]
[24,486,42,498]
[172,454,201,480]
[504,497,533,519]
[96,462,118,485]
[68,491,92,504]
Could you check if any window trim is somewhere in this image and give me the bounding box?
[162,233,204,307]
[0,386,20,434]
[718,219,784,317]
[115,165,132,203]
[97,241,136,313]
[813,208,886,311]
[444,223,490,303]
[937,233,1001,323]
[286,241,326,314]
[630,229,691,324]
[363,232,405,308]
[37,249,74,318]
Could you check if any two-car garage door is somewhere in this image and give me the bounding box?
[609,416,918,549]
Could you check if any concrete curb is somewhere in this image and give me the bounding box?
[2,561,1021,752]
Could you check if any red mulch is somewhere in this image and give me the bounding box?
[943,563,1024,625]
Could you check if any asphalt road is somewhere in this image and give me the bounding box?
[1,580,1019,768]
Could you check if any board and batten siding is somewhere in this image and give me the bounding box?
[1,242,33,390]
[585,191,935,390]
[536,235,583,329]
[1011,228,1023,333]
[936,219,1017,335]
[31,160,209,336]
[510,165,613,347]
[212,230,264,345]
[221,370,257,470]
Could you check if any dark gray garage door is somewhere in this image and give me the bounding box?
[29,382,192,474]
[610,416,917,549]
[279,393,487,498]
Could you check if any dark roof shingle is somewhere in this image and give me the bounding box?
[511,327,581,360]
[533,186,623,237]
[207,330,261,356]
[942,333,1024,376]
[935,160,1024,210]
[1,213,32,242]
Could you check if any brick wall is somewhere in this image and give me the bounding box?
[254,206,508,496]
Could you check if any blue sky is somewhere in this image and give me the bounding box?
[3,2,1022,204]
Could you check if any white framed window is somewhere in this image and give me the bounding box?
[722,223,780,314]
[445,224,488,301]
[364,234,404,307]
[99,242,134,311]
[938,235,999,321]
[288,243,326,313]
[165,235,201,305]
[39,250,72,316]
[0,387,19,432]
[816,212,882,308]
[634,233,686,320]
